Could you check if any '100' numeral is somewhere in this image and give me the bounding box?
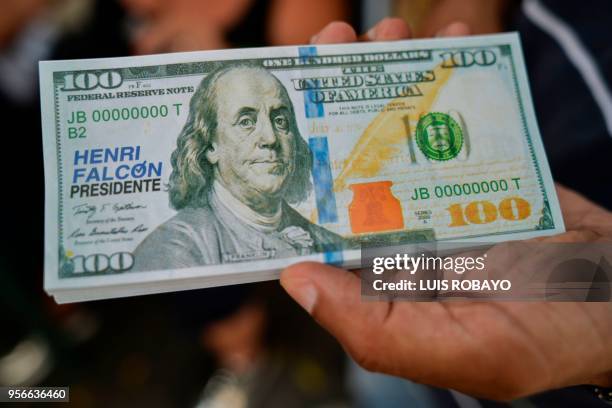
[62,70,123,91]
[447,197,531,226]
[70,252,134,273]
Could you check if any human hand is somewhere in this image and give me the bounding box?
[124,0,253,54]
[132,21,227,54]
[282,184,612,400]
[419,0,511,37]
[130,11,227,54]
[307,17,469,45]
[280,19,612,400]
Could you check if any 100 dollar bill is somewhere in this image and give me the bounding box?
[40,33,564,303]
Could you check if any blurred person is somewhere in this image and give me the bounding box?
[281,16,612,406]
[195,286,348,407]
[513,0,612,210]
[121,0,353,54]
[0,0,130,388]
[402,0,612,210]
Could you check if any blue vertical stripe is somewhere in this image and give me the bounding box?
[323,246,344,265]
[309,137,338,224]
[298,46,325,118]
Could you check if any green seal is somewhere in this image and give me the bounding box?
[415,112,463,161]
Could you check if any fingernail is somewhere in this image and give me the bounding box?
[310,34,320,44]
[284,281,317,314]
[366,26,377,40]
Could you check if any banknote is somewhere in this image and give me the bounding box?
[40,33,564,303]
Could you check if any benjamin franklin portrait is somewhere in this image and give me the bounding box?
[132,65,344,270]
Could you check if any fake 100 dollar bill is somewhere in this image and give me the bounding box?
[40,33,564,303]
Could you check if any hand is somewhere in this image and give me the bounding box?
[419,0,511,37]
[308,17,469,45]
[280,19,612,400]
[124,0,253,53]
[283,189,612,401]
[130,12,228,54]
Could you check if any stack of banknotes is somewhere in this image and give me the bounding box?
[40,33,564,303]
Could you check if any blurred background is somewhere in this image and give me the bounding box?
[0,0,610,407]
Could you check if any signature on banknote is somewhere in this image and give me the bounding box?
[72,202,147,220]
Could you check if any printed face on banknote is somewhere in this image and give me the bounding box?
[427,124,451,151]
[129,66,344,270]
[208,68,295,204]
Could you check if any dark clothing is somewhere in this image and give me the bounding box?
[512,0,612,209]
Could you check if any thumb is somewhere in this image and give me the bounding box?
[280,262,391,364]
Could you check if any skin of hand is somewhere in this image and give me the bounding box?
[267,0,350,46]
[126,0,350,54]
[125,0,264,53]
[419,0,511,37]
[125,0,242,53]
[280,19,612,401]
[132,17,228,54]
